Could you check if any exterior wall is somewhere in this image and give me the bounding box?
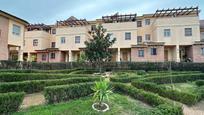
[37,51,61,62]
[24,31,52,52]
[152,16,200,45]
[192,45,204,62]
[0,16,9,60]
[55,26,90,50]
[102,22,137,48]
[8,19,25,47]
[131,46,164,62]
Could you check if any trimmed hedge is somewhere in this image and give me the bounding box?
[111,83,183,115]
[142,73,204,84]
[0,77,100,93]
[0,68,79,73]
[0,92,25,114]
[110,76,139,83]
[132,81,199,105]
[44,82,94,104]
[0,73,99,82]
[195,80,204,86]
[69,69,100,74]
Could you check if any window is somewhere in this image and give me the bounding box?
[42,54,46,61]
[185,28,192,36]
[33,39,38,46]
[137,36,142,43]
[137,21,142,27]
[138,50,144,57]
[201,32,204,40]
[75,36,80,43]
[164,29,171,37]
[50,53,55,59]
[145,19,150,25]
[151,48,157,55]
[51,42,55,48]
[201,48,204,55]
[145,34,151,41]
[91,25,96,31]
[52,29,56,34]
[125,32,131,40]
[12,24,21,35]
[61,37,66,44]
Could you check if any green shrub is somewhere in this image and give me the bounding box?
[0,68,79,73]
[132,81,199,105]
[142,73,204,84]
[0,92,25,114]
[69,69,100,74]
[111,83,182,115]
[44,82,94,104]
[195,80,204,86]
[0,73,99,82]
[110,76,139,83]
[0,77,100,93]
[137,70,146,75]
[198,86,204,98]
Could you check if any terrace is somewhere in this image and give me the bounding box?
[102,13,137,23]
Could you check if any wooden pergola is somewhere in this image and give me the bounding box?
[102,13,137,23]
[27,24,51,32]
[153,6,199,17]
[56,18,89,27]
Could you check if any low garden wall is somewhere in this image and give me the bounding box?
[1,60,204,71]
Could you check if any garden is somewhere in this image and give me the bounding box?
[0,68,204,115]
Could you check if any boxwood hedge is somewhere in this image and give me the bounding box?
[142,73,204,84]
[0,92,25,114]
[0,73,99,82]
[44,82,94,104]
[0,77,100,93]
[195,80,204,86]
[111,83,183,115]
[131,81,199,105]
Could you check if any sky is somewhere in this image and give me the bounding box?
[0,0,204,24]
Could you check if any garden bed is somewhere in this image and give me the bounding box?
[14,94,152,115]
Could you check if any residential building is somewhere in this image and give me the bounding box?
[0,10,28,61]
[1,7,204,62]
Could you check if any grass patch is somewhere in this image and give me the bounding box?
[14,94,151,115]
[161,82,199,94]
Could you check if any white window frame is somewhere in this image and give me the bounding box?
[125,32,131,40]
[185,28,192,36]
[12,24,21,36]
[61,37,66,44]
[75,36,80,44]
[33,39,38,46]
[150,48,157,55]
[201,48,204,56]
[138,50,144,57]
[145,19,150,25]
[164,29,171,37]
[145,34,151,41]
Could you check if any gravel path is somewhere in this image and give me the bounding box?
[21,93,45,109]
[183,101,204,115]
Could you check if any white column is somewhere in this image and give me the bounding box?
[176,45,180,62]
[117,48,120,62]
[65,52,68,62]
[18,47,23,61]
[27,53,31,62]
[69,50,72,62]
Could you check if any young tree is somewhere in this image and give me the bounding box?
[84,25,116,72]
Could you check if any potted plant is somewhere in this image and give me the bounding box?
[92,79,112,112]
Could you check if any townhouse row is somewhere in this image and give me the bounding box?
[1,7,204,62]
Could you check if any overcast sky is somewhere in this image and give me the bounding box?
[0,0,203,24]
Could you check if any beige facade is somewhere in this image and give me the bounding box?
[0,10,28,61]
[1,7,203,63]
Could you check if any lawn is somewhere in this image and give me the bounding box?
[161,82,199,94]
[14,94,152,115]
